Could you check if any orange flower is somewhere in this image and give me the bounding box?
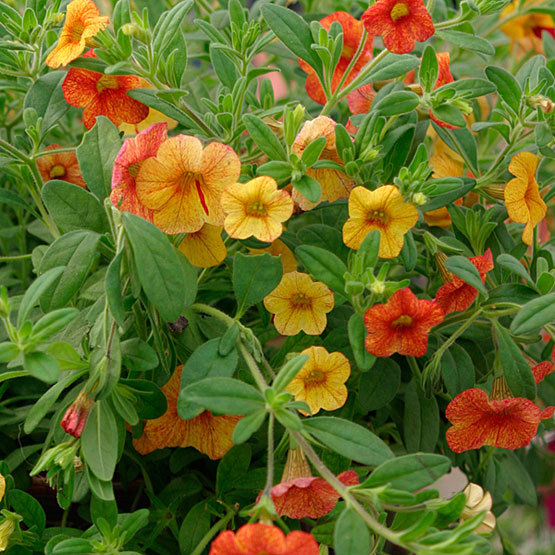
[249,240,297,273]
[291,116,353,210]
[286,346,350,415]
[532,361,555,384]
[405,52,453,92]
[263,272,334,336]
[209,523,319,555]
[221,177,293,242]
[110,122,168,222]
[177,224,227,268]
[504,151,547,245]
[45,0,109,68]
[133,366,241,460]
[269,448,359,519]
[364,288,444,357]
[342,185,418,258]
[36,144,85,188]
[300,11,373,105]
[435,250,494,314]
[136,136,241,234]
[362,0,435,54]
[62,51,149,129]
[348,83,376,116]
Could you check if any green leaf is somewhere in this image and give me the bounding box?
[364,53,420,83]
[85,464,114,501]
[119,379,167,420]
[348,313,375,371]
[273,354,309,393]
[437,30,495,55]
[359,358,400,411]
[303,416,394,466]
[76,116,122,200]
[445,255,487,295]
[404,379,439,453]
[23,351,59,383]
[81,400,118,481]
[499,452,537,505]
[232,410,267,444]
[0,188,33,212]
[178,501,211,555]
[374,90,420,116]
[334,508,370,555]
[301,136,327,167]
[496,253,535,286]
[121,338,159,371]
[357,229,381,270]
[152,0,193,55]
[24,71,70,132]
[123,212,186,322]
[441,343,475,397]
[421,178,475,212]
[510,293,555,335]
[104,252,125,327]
[292,175,321,203]
[485,66,522,115]
[431,104,466,128]
[438,78,497,99]
[0,342,19,363]
[295,245,347,296]
[42,180,109,234]
[431,125,479,175]
[46,342,86,371]
[232,252,283,317]
[210,45,238,89]
[219,323,240,356]
[243,114,287,160]
[419,45,439,94]
[31,308,79,341]
[216,444,251,495]
[8,489,46,534]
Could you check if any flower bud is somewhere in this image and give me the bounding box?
[0,511,21,552]
[121,23,149,43]
[370,280,386,295]
[460,483,496,534]
[474,0,511,15]
[412,192,428,206]
[528,94,555,114]
[61,391,94,438]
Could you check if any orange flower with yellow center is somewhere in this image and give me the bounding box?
[221,176,294,242]
[291,116,354,210]
[177,224,227,268]
[286,346,350,415]
[504,151,547,245]
[136,135,241,234]
[263,272,334,336]
[36,144,85,189]
[45,0,109,68]
[133,366,241,460]
[342,185,418,257]
[501,1,554,45]
[249,239,297,273]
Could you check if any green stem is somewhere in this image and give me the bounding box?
[238,341,268,393]
[33,147,76,158]
[0,254,33,261]
[262,414,275,496]
[190,506,236,555]
[434,308,484,362]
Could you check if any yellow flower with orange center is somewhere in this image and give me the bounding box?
[135,135,241,234]
[342,185,418,257]
[221,176,294,242]
[286,346,350,415]
[249,239,297,273]
[263,272,334,336]
[178,224,227,268]
[504,151,547,245]
[291,116,353,210]
[45,0,109,68]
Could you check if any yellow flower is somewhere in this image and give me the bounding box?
[342,185,418,257]
[501,1,553,39]
[249,239,298,273]
[504,151,546,245]
[0,518,15,553]
[221,176,294,242]
[286,346,350,415]
[120,107,178,135]
[178,224,227,268]
[460,483,496,534]
[263,272,334,336]
[0,473,4,502]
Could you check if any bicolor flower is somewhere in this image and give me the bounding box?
[291,116,353,210]
[62,52,149,129]
[504,151,547,245]
[263,272,334,336]
[61,391,94,438]
[249,240,297,273]
[286,346,350,415]
[435,250,494,314]
[362,0,435,54]
[364,288,444,357]
[300,11,373,105]
[177,224,227,268]
[45,0,108,68]
[221,176,294,242]
[342,185,418,258]
[460,483,496,534]
[209,523,319,555]
[133,366,241,460]
[36,144,86,188]
[136,135,241,234]
[110,121,168,222]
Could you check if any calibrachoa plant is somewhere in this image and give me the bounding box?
[0,0,554,553]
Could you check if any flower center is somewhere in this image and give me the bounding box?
[305,368,325,384]
[49,164,66,178]
[70,21,85,42]
[390,2,410,22]
[392,314,413,328]
[246,199,268,216]
[96,75,119,93]
[292,293,312,308]
[128,162,142,178]
[367,209,389,226]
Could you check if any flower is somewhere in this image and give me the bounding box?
[270,447,359,519]
[435,250,494,314]
[221,176,294,242]
[445,377,555,452]
[36,145,86,188]
[0,473,4,502]
[504,151,547,245]
[300,11,373,105]
[0,517,16,552]
[348,84,376,116]
[62,51,149,129]
[177,224,227,268]
[460,483,496,534]
[263,272,334,336]
[291,116,354,210]
[133,366,241,460]
[532,360,555,384]
[136,135,241,234]
[342,185,418,257]
[364,288,444,357]
[362,0,435,54]
[286,346,350,415]
[209,523,319,555]
[61,391,94,438]
[45,0,109,68]
[120,107,177,135]
[110,121,168,222]
[249,240,297,273]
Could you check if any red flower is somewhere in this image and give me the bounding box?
[435,250,494,314]
[36,144,86,188]
[405,51,453,91]
[61,391,94,438]
[362,0,434,54]
[62,51,149,129]
[364,288,444,357]
[209,523,319,555]
[532,346,555,383]
[300,11,373,105]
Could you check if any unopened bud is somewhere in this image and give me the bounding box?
[51,12,65,25]
[460,483,496,534]
[61,391,94,438]
[412,192,428,206]
[121,23,149,43]
[528,94,555,114]
[0,515,17,551]
[370,280,386,295]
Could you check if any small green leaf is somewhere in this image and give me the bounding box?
[301,136,327,167]
[232,410,267,444]
[178,501,211,555]
[273,354,309,393]
[8,489,46,535]
[292,175,321,203]
[374,90,420,116]
[295,245,346,296]
[23,351,59,383]
[359,358,400,411]
[445,255,487,295]
[31,308,79,341]
[243,114,287,161]
[510,292,555,335]
[24,71,70,132]
[404,379,439,453]
[216,444,252,495]
[418,45,439,93]
[104,252,125,327]
[348,313,375,372]
[121,338,159,371]
[17,267,64,327]
[438,30,495,55]
[485,66,522,115]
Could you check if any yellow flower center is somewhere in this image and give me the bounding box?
[305,368,325,384]
[246,199,268,216]
[390,2,410,22]
[70,21,85,43]
[49,164,66,178]
[128,162,142,178]
[367,209,389,227]
[292,293,312,308]
[392,314,413,328]
[96,75,119,93]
